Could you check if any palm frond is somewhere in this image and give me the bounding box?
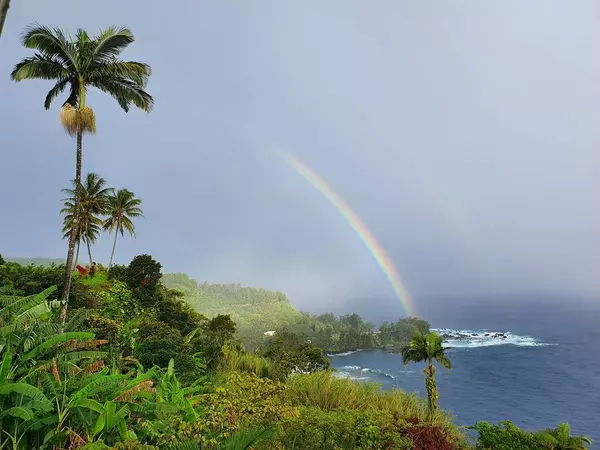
[92,60,151,87]
[20,24,77,68]
[435,353,452,370]
[11,53,69,82]
[90,77,153,112]
[93,26,134,63]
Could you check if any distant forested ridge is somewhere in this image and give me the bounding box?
[162,272,431,352]
[6,256,65,266]
[162,273,304,346]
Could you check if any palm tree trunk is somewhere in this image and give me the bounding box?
[108,231,118,269]
[60,129,82,330]
[0,0,11,40]
[87,238,93,265]
[424,363,438,413]
[75,239,80,266]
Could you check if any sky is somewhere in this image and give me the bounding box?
[1,1,599,318]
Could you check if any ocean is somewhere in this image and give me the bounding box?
[329,298,600,447]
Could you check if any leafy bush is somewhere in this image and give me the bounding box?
[473,420,592,450]
[154,371,292,448]
[90,280,144,320]
[135,321,185,368]
[263,330,330,380]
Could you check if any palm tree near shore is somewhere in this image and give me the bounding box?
[11,24,153,327]
[61,173,113,265]
[103,189,143,269]
[401,331,452,413]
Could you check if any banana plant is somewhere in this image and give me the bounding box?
[87,401,135,445]
[0,349,56,450]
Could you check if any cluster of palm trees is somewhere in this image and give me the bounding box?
[10,24,153,324]
[61,173,143,270]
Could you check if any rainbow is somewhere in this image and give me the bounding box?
[285,154,417,317]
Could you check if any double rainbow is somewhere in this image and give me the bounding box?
[286,154,417,317]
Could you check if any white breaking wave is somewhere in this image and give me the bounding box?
[333,371,370,381]
[328,349,362,357]
[340,365,361,370]
[361,367,396,380]
[434,329,557,348]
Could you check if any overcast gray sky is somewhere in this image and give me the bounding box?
[1,1,599,316]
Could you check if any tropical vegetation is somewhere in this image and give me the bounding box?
[0,256,593,449]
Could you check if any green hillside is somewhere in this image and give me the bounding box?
[6,256,65,266]
[162,272,305,344]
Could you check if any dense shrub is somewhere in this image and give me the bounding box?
[156,289,206,335]
[192,314,237,371]
[90,280,144,320]
[161,371,293,449]
[473,421,538,449]
[263,330,330,379]
[274,407,413,450]
[136,321,185,368]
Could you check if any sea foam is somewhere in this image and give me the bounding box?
[434,329,557,348]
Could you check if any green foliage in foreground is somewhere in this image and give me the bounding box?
[0,256,592,449]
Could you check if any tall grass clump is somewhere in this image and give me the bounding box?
[287,372,458,426]
[221,345,274,378]
[283,372,468,449]
[285,371,382,411]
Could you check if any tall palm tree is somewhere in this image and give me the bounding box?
[401,331,451,413]
[0,0,10,40]
[103,189,143,269]
[61,173,113,265]
[11,25,153,326]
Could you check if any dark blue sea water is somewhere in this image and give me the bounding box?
[329,299,600,447]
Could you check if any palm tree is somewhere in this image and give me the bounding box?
[401,331,451,413]
[62,173,113,265]
[0,0,10,40]
[103,189,143,268]
[11,25,153,327]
